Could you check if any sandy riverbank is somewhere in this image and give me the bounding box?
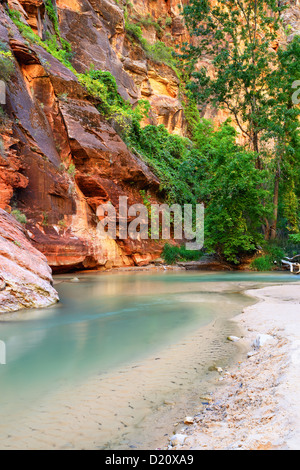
[167,283,300,450]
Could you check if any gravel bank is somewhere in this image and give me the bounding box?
[167,284,300,450]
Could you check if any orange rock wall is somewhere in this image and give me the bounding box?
[0,2,166,271]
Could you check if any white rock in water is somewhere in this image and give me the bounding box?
[252,334,275,349]
[184,416,194,425]
[227,336,240,342]
[170,434,188,446]
[70,277,80,283]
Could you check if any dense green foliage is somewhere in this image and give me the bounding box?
[128,118,271,263]
[290,233,300,244]
[162,243,203,265]
[194,123,271,262]
[182,0,288,153]
[250,245,286,271]
[0,40,14,81]
[182,0,300,243]
[78,67,150,135]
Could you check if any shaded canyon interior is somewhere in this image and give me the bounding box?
[0,0,299,311]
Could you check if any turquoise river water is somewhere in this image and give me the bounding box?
[0,270,297,449]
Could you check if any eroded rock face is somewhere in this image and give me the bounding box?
[0,4,164,272]
[0,119,28,212]
[58,0,138,102]
[55,0,189,134]
[0,209,58,313]
[282,1,300,42]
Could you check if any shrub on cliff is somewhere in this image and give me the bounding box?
[8,10,43,46]
[78,67,150,136]
[11,209,27,225]
[145,42,179,72]
[0,41,14,82]
[8,9,74,71]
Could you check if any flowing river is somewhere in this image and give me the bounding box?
[0,270,296,449]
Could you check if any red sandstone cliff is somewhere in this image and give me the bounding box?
[0,1,172,274]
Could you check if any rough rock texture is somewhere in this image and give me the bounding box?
[0,117,28,211]
[0,208,58,313]
[282,0,300,42]
[55,0,190,135]
[0,3,165,272]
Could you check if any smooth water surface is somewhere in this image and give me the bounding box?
[0,270,297,448]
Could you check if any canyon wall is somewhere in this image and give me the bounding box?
[1,0,185,273]
[1,0,299,279]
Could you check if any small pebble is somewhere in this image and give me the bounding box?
[227,335,240,342]
[184,416,194,425]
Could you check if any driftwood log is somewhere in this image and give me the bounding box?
[281,255,300,274]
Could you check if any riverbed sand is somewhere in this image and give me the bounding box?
[169,283,300,450]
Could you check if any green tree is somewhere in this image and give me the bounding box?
[191,121,271,263]
[130,117,271,264]
[263,37,300,238]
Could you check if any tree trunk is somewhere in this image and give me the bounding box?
[253,132,262,170]
[264,217,271,240]
[270,165,280,240]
